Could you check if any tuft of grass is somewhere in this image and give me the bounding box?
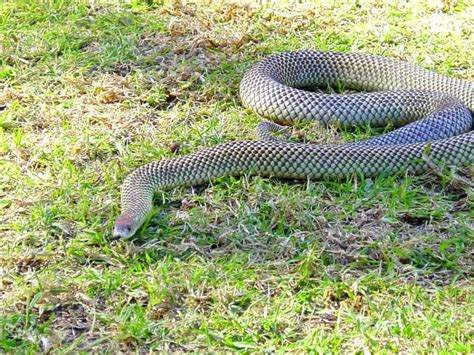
[1,0,473,352]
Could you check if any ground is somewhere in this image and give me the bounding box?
[0,0,473,352]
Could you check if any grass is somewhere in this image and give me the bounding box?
[1,0,473,352]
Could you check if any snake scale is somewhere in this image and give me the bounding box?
[113,51,473,238]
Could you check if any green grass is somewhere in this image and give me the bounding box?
[1,0,473,352]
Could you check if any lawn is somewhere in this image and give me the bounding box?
[1,0,473,352]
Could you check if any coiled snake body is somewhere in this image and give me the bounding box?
[114,51,473,238]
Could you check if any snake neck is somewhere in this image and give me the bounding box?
[113,143,248,238]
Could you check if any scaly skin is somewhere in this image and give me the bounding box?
[113,51,473,238]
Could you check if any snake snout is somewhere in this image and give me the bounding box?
[113,215,138,239]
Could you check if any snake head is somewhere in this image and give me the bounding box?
[113,215,140,239]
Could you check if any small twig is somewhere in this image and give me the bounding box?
[422,155,474,188]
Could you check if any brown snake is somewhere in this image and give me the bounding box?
[113,51,473,238]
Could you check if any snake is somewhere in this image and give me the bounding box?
[113,50,473,238]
